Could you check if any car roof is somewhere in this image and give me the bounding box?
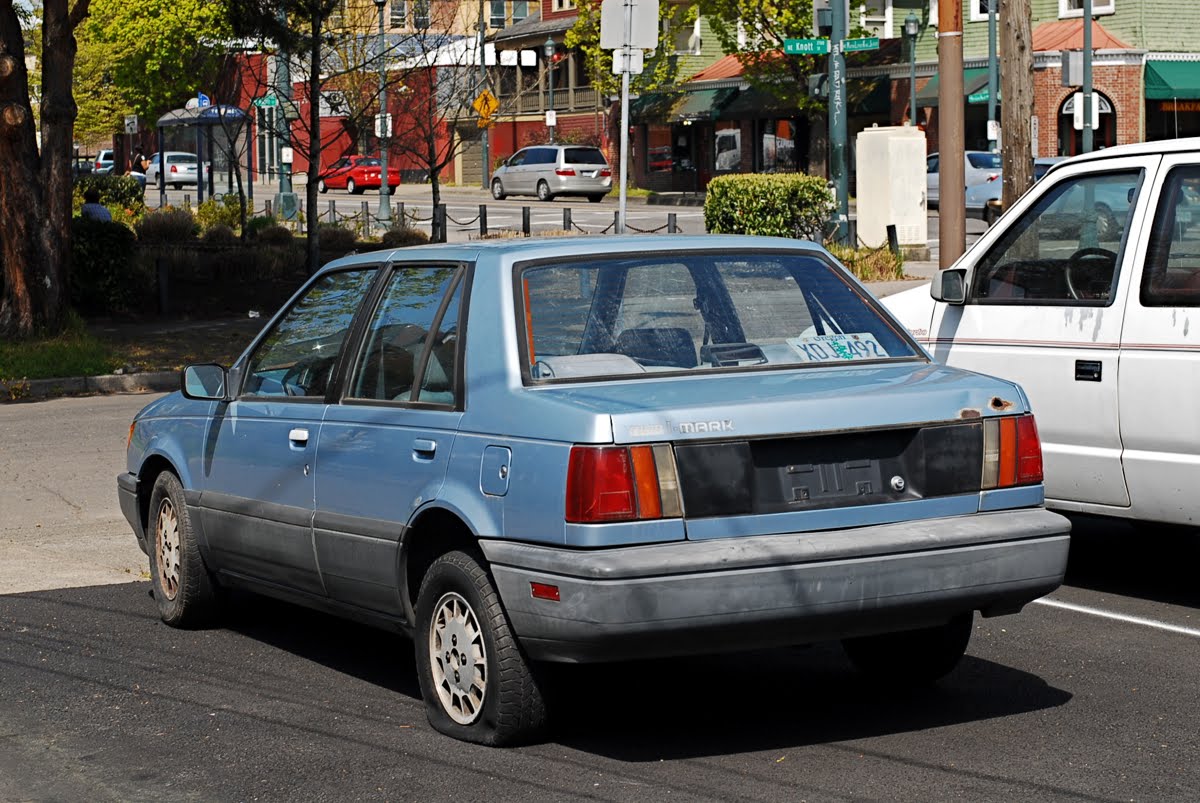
[1056,136,1200,165]
[318,235,830,274]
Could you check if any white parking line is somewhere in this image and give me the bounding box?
[1034,597,1200,638]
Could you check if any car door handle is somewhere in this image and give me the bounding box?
[1075,360,1103,382]
[413,438,437,458]
[289,428,309,445]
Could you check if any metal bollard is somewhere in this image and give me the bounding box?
[886,223,900,256]
[613,210,620,233]
[522,206,531,237]
[479,204,488,237]
[668,212,677,234]
[361,201,370,235]
[563,208,572,232]
[183,194,191,210]
[395,202,405,228]
[264,199,272,218]
[434,204,447,242]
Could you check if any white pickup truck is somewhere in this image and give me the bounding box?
[885,138,1200,528]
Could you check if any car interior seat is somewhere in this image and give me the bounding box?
[613,327,698,369]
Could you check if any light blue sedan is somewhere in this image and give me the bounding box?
[118,235,1070,745]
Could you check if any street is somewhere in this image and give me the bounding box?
[3,394,1200,800]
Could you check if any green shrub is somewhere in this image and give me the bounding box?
[195,194,243,232]
[381,226,430,248]
[73,174,146,219]
[71,218,147,315]
[201,223,238,246]
[135,207,198,243]
[258,224,294,246]
[244,214,277,239]
[318,223,357,252]
[704,174,835,240]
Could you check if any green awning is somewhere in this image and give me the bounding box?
[916,68,989,107]
[630,88,740,123]
[1145,60,1200,100]
[719,87,799,119]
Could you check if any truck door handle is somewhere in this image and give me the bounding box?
[288,427,309,445]
[413,438,437,458]
[1075,360,1102,382]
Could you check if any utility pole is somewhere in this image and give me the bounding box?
[478,0,489,189]
[1082,0,1094,152]
[273,4,297,220]
[937,0,965,268]
[1000,0,1034,208]
[987,0,999,152]
[374,0,391,224]
[828,0,849,244]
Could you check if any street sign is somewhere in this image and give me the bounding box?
[197,92,211,108]
[784,38,830,56]
[374,112,393,138]
[843,37,880,53]
[123,114,138,135]
[545,110,557,128]
[600,0,658,50]
[1072,92,1100,131]
[473,89,499,118]
[253,94,278,108]
[611,48,644,75]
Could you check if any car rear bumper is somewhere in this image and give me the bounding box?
[549,176,612,195]
[480,508,1070,663]
[117,472,148,555]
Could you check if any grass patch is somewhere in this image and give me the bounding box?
[0,317,121,381]
[825,243,908,283]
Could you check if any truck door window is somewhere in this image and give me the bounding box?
[1141,165,1200,307]
[968,170,1141,306]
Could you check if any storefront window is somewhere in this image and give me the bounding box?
[647,125,673,173]
[759,119,799,173]
[715,122,741,172]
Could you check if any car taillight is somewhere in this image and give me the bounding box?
[987,173,999,182]
[565,444,683,523]
[600,168,612,177]
[170,164,178,173]
[555,168,576,176]
[94,161,102,169]
[982,414,1043,489]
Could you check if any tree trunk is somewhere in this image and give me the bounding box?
[0,0,88,338]
[306,9,321,275]
[1000,0,1035,209]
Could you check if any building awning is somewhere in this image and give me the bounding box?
[157,105,248,128]
[631,87,740,123]
[719,87,797,119]
[1145,60,1200,101]
[916,68,990,107]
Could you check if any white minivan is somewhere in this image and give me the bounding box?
[885,138,1200,528]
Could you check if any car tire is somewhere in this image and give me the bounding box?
[388,184,397,196]
[347,178,358,195]
[1095,203,1119,240]
[841,612,973,685]
[319,179,328,193]
[491,179,506,201]
[587,194,605,204]
[147,471,219,629]
[415,550,548,746]
[172,183,182,190]
[536,181,553,202]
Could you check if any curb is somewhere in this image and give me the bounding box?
[2,371,179,403]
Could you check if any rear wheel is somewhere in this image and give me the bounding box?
[318,179,328,193]
[588,194,605,204]
[415,550,548,745]
[536,180,553,202]
[491,179,506,201]
[842,612,973,685]
[388,184,397,195]
[347,178,358,195]
[147,472,219,628]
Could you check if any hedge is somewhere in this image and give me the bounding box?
[71,218,147,315]
[72,174,146,220]
[703,173,835,241]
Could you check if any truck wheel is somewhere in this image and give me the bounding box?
[841,612,973,685]
[147,472,219,628]
[415,550,548,745]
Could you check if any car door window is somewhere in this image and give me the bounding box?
[508,150,527,167]
[968,169,1142,305]
[347,265,463,404]
[1142,165,1200,307]
[927,156,939,174]
[243,269,376,398]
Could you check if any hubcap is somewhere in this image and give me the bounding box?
[428,591,487,725]
[155,499,181,601]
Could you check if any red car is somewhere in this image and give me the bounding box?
[318,156,400,194]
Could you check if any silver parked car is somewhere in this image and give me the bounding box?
[926,150,1003,208]
[491,144,612,203]
[145,151,208,189]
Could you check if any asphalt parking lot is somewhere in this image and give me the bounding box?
[2,394,1199,800]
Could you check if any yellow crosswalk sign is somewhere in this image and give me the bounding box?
[473,89,499,119]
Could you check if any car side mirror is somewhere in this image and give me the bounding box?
[182,364,229,401]
[931,269,967,305]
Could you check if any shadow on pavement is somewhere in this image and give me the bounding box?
[1062,514,1200,609]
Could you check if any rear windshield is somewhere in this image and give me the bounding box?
[169,154,198,164]
[519,253,920,382]
[968,152,1002,169]
[565,148,607,166]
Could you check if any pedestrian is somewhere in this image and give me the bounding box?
[128,147,149,190]
[80,188,112,221]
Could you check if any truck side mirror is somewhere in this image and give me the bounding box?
[931,269,967,305]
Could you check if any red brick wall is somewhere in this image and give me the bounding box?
[1033,62,1142,157]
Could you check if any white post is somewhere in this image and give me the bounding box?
[617,0,633,234]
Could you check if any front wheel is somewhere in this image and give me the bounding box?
[536,180,553,202]
[147,472,219,628]
[491,179,506,201]
[318,179,328,193]
[347,178,358,195]
[841,612,973,685]
[415,550,548,745]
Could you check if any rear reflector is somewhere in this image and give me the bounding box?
[982,414,1043,489]
[530,582,560,601]
[566,444,684,523]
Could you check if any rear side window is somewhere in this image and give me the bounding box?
[1142,165,1200,307]
[169,154,198,164]
[968,152,1002,170]
[532,148,556,165]
[565,147,607,165]
[519,253,919,382]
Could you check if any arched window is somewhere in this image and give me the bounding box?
[1057,91,1117,155]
